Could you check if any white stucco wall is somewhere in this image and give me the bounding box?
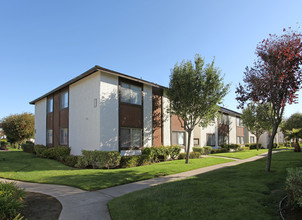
[34,98,47,145]
[200,121,217,147]
[162,91,171,146]
[69,71,101,155]
[99,72,119,151]
[193,126,201,147]
[143,85,152,147]
[229,115,237,144]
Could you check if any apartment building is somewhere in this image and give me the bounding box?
[31,65,280,155]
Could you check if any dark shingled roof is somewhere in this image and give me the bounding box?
[29,65,166,104]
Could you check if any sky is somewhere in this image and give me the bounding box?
[1,0,302,119]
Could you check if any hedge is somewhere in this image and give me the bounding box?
[0,182,26,220]
[286,167,302,210]
[21,142,35,154]
[245,143,263,149]
[76,150,121,169]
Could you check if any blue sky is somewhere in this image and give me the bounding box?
[1,0,302,119]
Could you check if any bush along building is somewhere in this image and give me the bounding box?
[30,66,284,155]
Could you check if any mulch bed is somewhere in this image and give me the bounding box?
[280,197,302,220]
[21,192,62,220]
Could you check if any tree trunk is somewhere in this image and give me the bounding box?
[266,125,278,172]
[185,130,192,164]
[256,136,259,151]
[294,138,301,152]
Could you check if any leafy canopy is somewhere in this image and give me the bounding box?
[241,102,272,138]
[1,113,35,143]
[167,54,229,131]
[236,28,302,171]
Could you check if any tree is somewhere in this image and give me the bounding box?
[236,28,302,171]
[1,113,35,147]
[241,103,272,151]
[167,54,229,164]
[282,113,302,152]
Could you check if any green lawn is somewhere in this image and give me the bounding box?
[0,151,232,191]
[108,151,302,220]
[211,149,269,159]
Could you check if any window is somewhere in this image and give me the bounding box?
[120,82,142,105]
[250,136,255,143]
[206,134,215,146]
[194,138,199,146]
[46,129,53,145]
[120,128,142,149]
[60,128,68,145]
[237,136,245,145]
[219,135,229,145]
[47,98,53,113]
[60,91,68,109]
[172,131,185,146]
[236,117,243,127]
[219,114,229,125]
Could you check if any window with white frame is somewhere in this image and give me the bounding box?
[237,136,244,145]
[219,135,229,145]
[250,136,255,143]
[194,138,199,146]
[47,98,53,113]
[60,91,68,109]
[236,117,243,127]
[219,114,229,125]
[46,129,53,145]
[60,128,68,145]
[120,82,142,105]
[172,131,185,146]
[120,128,142,149]
[206,134,215,146]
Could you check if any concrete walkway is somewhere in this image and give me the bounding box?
[0,152,274,220]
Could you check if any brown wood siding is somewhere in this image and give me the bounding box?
[236,127,244,137]
[53,93,60,146]
[218,124,229,135]
[171,114,184,131]
[60,108,69,128]
[120,103,143,128]
[152,94,162,147]
[46,113,53,129]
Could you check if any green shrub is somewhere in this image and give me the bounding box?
[245,143,263,149]
[75,156,88,169]
[193,147,204,154]
[76,150,121,169]
[120,156,140,168]
[154,146,169,161]
[167,145,182,159]
[141,147,154,160]
[36,146,71,161]
[51,146,71,161]
[189,152,201,159]
[220,144,241,151]
[63,155,80,167]
[286,167,302,210]
[203,146,212,155]
[21,143,35,154]
[137,154,152,166]
[34,145,47,157]
[178,153,187,160]
[211,148,229,154]
[0,182,26,220]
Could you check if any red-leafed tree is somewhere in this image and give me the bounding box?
[236,28,302,172]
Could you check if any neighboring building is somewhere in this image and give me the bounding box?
[31,65,280,155]
[193,107,245,148]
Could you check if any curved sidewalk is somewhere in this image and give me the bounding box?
[0,152,273,220]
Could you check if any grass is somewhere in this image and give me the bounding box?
[108,151,302,220]
[211,149,269,159]
[0,151,232,191]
